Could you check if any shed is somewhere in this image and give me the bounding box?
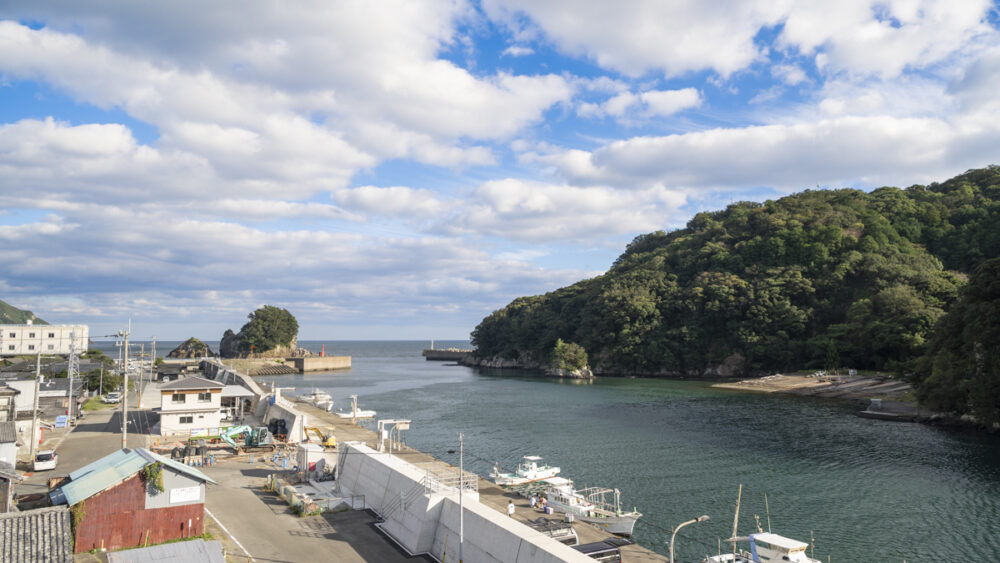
[0,505,73,562]
[51,448,217,553]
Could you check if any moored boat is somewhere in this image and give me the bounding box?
[544,480,642,536]
[300,388,334,411]
[702,533,820,563]
[491,455,561,486]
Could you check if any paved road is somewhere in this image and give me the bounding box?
[201,459,433,563]
[17,406,157,496]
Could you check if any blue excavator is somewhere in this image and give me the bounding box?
[220,425,276,454]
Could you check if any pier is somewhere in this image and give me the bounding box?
[421,348,473,361]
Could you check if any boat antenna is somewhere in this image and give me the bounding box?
[811,530,816,560]
[731,484,742,559]
[765,492,772,533]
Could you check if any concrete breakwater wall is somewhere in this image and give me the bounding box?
[287,356,351,372]
[337,442,590,563]
[422,349,473,361]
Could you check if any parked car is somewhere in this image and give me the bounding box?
[102,391,122,403]
[34,450,58,471]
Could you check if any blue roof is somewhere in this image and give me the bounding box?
[57,448,216,506]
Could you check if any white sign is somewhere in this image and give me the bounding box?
[169,486,201,504]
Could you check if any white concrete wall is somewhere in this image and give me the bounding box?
[263,399,304,443]
[0,324,88,356]
[337,443,591,563]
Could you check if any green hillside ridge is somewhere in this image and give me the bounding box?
[0,299,47,325]
[472,166,1000,386]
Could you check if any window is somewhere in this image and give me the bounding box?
[179,416,193,424]
[172,393,186,403]
[27,345,34,351]
[197,392,211,402]
[47,344,55,350]
[28,332,35,338]
[7,345,13,351]
[8,332,14,338]
[48,332,55,338]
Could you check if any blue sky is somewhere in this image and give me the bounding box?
[0,1,998,341]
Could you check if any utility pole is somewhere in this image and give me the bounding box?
[67,331,78,421]
[459,432,464,563]
[29,354,41,462]
[137,343,144,409]
[120,328,130,449]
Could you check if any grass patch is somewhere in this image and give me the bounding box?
[82,397,116,411]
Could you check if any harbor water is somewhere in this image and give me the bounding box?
[120,340,1000,561]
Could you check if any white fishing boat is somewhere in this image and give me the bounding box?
[491,455,561,486]
[334,394,376,419]
[702,533,821,563]
[300,388,334,411]
[544,479,642,536]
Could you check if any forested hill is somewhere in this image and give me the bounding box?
[0,299,47,325]
[471,166,1000,378]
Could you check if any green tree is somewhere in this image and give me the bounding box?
[915,258,1000,424]
[237,305,299,355]
[550,339,588,371]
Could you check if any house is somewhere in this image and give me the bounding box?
[0,382,16,422]
[156,377,224,436]
[5,377,87,419]
[0,505,73,562]
[50,447,216,553]
[0,421,17,467]
[0,460,21,512]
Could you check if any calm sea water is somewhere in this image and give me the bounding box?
[97,340,1000,561]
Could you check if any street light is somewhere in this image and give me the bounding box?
[669,514,710,563]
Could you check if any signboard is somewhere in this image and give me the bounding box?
[169,486,201,504]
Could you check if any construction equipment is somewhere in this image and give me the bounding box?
[221,425,277,453]
[305,426,337,448]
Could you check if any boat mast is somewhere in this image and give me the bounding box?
[731,484,742,559]
[765,492,772,533]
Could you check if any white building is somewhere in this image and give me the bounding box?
[157,377,224,437]
[0,323,88,357]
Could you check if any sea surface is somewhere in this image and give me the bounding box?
[96,339,1000,561]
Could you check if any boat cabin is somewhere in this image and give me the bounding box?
[749,532,815,562]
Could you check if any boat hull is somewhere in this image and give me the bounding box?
[576,513,640,536]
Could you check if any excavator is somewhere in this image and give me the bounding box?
[221,425,277,454]
[304,426,337,449]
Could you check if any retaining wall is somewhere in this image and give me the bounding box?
[337,443,590,563]
[287,356,351,372]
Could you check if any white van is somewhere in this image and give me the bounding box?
[102,391,122,403]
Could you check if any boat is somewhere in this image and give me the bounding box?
[703,485,821,563]
[300,388,334,411]
[334,394,376,419]
[702,533,821,563]
[544,479,642,536]
[491,455,561,486]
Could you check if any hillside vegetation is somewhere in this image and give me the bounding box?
[472,167,1000,390]
[0,299,47,325]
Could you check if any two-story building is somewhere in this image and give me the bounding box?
[157,377,224,437]
[0,323,88,357]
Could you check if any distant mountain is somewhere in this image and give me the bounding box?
[0,299,47,325]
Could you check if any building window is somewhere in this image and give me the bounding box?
[172,393,186,403]
[197,392,211,403]
[48,332,55,338]
[47,344,54,350]
[27,345,34,351]
[8,332,14,338]
[179,416,193,424]
[7,345,13,351]
[28,332,35,338]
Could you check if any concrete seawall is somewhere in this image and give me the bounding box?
[337,442,592,563]
[422,349,473,361]
[287,356,351,372]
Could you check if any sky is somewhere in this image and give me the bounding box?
[1,1,999,342]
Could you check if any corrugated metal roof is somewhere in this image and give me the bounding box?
[221,385,254,397]
[0,506,73,563]
[106,538,226,563]
[58,448,216,506]
[159,376,223,390]
[0,421,16,443]
[0,460,20,481]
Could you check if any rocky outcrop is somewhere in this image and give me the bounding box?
[219,329,239,358]
[544,366,595,379]
[167,337,214,358]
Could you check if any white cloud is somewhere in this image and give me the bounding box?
[502,45,534,57]
[447,179,687,242]
[639,88,702,116]
[577,88,701,120]
[332,186,453,218]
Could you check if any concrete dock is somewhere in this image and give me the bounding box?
[290,398,667,562]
